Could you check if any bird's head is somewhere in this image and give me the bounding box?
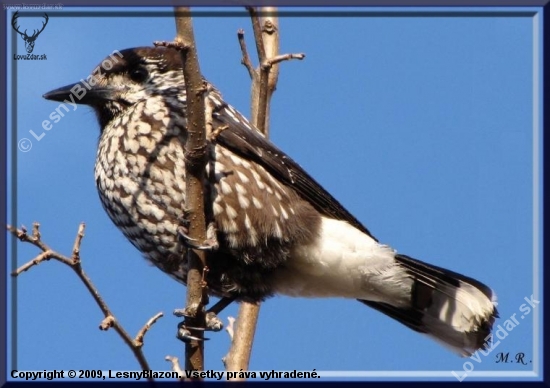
[43,46,187,127]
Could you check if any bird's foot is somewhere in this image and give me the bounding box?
[173,309,224,332]
[205,311,224,331]
[177,221,219,251]
[174,310,224,343]
[173,297,235,342]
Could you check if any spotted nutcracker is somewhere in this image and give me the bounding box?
[43,46,497,356]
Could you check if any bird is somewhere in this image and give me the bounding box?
[43,46,497,357]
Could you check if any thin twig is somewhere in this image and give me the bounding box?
[165,355,185,381]
[247,6,269,134]
[71,222,85,261]
[208,124,229,142]
[32,222,41,241]
[134,312,164,347]
[226,316,236,341]
[8,223,161,378]
[264,53,306,68]
[237,29,255,79]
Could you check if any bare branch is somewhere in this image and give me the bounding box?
[261,6,281,110]
[134,312,164,347]
[264,53,306,68]
[32,221,41,241]
[8,223,48,252]
[208,124,229,142]
[11,250,56,275]
[8,223,158,377]
[247,6,269,134]
[71,222,85,261]
[237,29,255,79]
[225,7,297,377]
[247,7,266,69]
[173,6,208,372]
[165,355,185,381]
[226,316,236,341]
[224,302,260,379]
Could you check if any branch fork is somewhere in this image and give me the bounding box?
[8,222,162,376]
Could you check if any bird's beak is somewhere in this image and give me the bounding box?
[43,82,116,105]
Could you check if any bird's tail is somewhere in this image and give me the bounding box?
[359,254,498,357]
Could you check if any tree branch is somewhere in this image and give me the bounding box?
[8,223,161,379]
[173,6,208,373]
[134,312,164,347]
[223,302,260,378]
[247,6,269,135]
[237,29,255,80]
[261,6,280,136]
[265,53,305,68]
[225,7,304,379]
[243,7,305,136]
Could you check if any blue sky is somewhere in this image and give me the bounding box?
[6,7,542,382]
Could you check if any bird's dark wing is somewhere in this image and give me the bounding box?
[211,99,376,240]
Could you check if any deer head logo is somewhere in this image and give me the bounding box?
[12,11,49,54]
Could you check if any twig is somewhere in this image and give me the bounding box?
[8,223,161,379]
[261,6,281,115]
[264,53,306,69]
[226,316,236,341]
[247,6,269,134]
[134,312,164,347]
[165,356,185,381]
[243,7,304,136]
[237,29,255,79]
[172,6,208,373]
[71,223,85,261]
[208,124,229,142]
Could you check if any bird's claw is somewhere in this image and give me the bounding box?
[177,322,210,343]
[181,325,206,331]
[177,223,219,251]
[173,309,223,332]
[173,307,191,318]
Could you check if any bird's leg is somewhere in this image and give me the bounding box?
[177,211,219,251]
[174,296,236,343]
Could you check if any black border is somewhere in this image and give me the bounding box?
[1,2,548,387]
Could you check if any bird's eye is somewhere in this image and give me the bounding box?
[129,67,148,83]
